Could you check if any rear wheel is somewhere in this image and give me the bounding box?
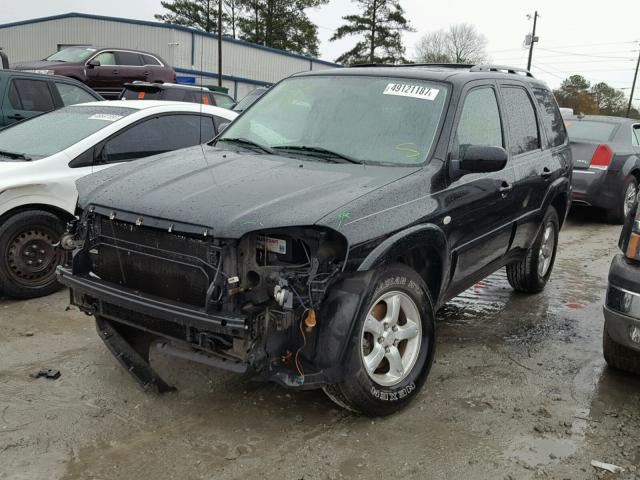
[0,210,68,299]
[607,176,637,224]
[507,207,559,293]
[322,264,435,416]
[603,327,640,375]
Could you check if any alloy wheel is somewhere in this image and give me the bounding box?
[538,222,556,277]
[623,181,638,219]
[360,291,422,387]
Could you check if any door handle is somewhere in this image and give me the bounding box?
[8,114,24,120]
[541,167,552,179]
[499,181,513,196]
[112,69,119,74]
[144,71,150,76]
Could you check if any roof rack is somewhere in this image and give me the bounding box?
[470,64,534,77]
[348,63,474,69]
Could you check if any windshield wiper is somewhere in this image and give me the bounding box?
[0,149,31,161]
[272,145,363,164]
[218,137,274,155]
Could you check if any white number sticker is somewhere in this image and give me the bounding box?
[383,83,439,101]
[88,114,123,122]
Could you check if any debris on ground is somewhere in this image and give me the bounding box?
[30,368,61,380]
[591,460,624,473]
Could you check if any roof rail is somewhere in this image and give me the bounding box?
[348,63,475,69]
[470,64,534,78]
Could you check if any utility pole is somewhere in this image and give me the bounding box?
[217,0,223,87]
[526,11,539,71]
[627,45,640,118]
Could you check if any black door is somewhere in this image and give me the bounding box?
[496,83,545,250]
[444,82,517,292]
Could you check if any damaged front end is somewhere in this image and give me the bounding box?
[58,205,366,392]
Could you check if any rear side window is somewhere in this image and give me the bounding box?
[142,54,161,66]
[8,79,55,112]
[633,125,640,146]
[501,87,540,155]
[116,51,143,66]
[533,88,567,148]
[56,82,97,106]
[455,87,503,156]
[163,89,198,103]
[122,88,162,100]
[102,114,215,163]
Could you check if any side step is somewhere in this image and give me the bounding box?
[95,317,175,393]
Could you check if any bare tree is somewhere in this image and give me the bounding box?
[415,31,450,63]
[414,23,488,64]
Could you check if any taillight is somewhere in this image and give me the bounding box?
[591,144,613,170]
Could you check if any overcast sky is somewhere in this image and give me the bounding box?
[2,0,639,103]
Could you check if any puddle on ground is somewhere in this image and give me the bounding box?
[505,435,579,467]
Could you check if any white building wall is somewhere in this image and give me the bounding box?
[0,14,339,99]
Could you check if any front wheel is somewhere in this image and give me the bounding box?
[507,207,559,294]
[323,264,435,416]
[0,210,68,299]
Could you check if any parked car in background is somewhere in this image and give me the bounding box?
[12,46,175,99]
[603,193,640,374]
[0,100,237,299]
[0,70,101,127]
[120,82,236,109]
[565,115,640,223]
[0,49,9,69]
[59,64,571,416]
[233,86,268,113]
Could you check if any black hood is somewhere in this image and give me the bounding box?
[77,145,419,239]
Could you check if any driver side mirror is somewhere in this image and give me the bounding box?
[87,59,101,68]
[458,145,508,174]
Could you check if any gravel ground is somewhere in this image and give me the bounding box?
[1,208,639,480]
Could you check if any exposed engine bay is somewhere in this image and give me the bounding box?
[61,206,350,389]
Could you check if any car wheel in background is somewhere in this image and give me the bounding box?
[0,210,68,299]
[607,177,637,225]
[507,207,559,294]
[322,264,435,416]
[603,327,640,375]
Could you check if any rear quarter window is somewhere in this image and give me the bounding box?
[533,88,567,148]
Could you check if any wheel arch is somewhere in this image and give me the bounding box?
[0,203,74,224]
[542,177,571,228]
[356,224,449,305]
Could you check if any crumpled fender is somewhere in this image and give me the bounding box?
[311,270,375,373]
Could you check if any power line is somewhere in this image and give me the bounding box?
[536,47,634,60]
[487,40,638,54]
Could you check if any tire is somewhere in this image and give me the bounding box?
[606,176,637,225]
[0,210,68,299]
[322,263,435,416]
[603,326,640,375]
[507,207,559,294]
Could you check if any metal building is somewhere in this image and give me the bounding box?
[0,12,338,99]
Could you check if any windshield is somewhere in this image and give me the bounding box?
[565,120,618,143]
[233,88,266,112]
[0,106,135,159]
[221,76,448,165]
[46,47,97,63]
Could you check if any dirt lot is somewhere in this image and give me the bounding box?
[1,209,639,480]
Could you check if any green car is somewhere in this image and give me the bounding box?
[0,70,101,127]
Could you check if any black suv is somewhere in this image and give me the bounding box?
[58,64,572,416]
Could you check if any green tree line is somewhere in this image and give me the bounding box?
[554,75,639,119]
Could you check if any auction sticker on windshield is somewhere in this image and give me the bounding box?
[383,83,439,101]
[88,114,123,122]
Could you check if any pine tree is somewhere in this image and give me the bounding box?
[238,0,327,56]
[331,0,413,65]
[155,0,221,33]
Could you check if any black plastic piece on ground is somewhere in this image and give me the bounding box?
[31,368,61,380]
[95,316,176,394]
